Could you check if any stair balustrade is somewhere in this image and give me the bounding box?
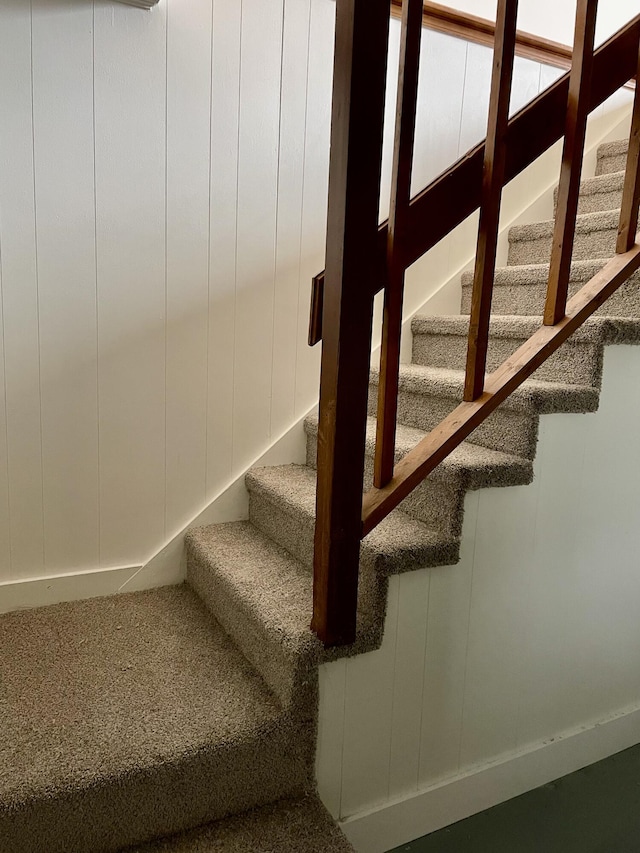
[310,0,640,646]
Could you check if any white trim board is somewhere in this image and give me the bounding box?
[340,703,640,853]
[113,1,160,8]
[0,564,142,614]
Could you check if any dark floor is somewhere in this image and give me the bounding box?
[389,744,640,853]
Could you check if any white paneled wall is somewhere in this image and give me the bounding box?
[0,0,609,586]
[319,347,640,850]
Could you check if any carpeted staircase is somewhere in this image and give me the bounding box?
[1,138,637,852]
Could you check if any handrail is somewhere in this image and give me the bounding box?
[309,12,640,347]
[311,0,640,647]
[391,0,573,70]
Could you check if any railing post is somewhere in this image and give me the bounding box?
[617,44,640,254]
[374,0,424,489]
[544,0,598,326]
[463,0,519,402]
[312,0,390,647]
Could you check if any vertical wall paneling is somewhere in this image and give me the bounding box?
[403,32,469,334]
[388,570,431,797]
[94,3,168,566]
[316,658,347,818]
[165,0,212,537]
[31,0,99,575]
[341,577,400,817]
[418,491,478,786]
[0,3,45,580]
[207,0,242,492]
[458,479,538,767]
[571,349,640,720]
[509,56,542,116]
[0,263,10,578]
[457,42,493,161]
[270,0,312,439]
[515,414,586,748]
[413,32,468,194]
[232,0,284,471]
[294,0,334,417]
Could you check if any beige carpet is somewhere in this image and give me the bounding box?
[0,137,635,852]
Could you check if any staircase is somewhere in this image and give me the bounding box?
[1,135,637,852]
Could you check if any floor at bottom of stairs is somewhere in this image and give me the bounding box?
[126,793,354,852]
[389,744,640,853]
[0,584,337,853]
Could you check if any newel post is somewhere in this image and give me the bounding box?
[311,0,390,646]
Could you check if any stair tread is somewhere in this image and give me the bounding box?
[509,208,620,243]
[186,520,318,662]
[555,169,625,200]
[128,793,354,852]
[597,139,628,157]
[304,412,532,489]
[246,463,459,573]
[461,258,610,288]
[0,586,308,851]
[370,362,600,413]
[411,312,640,345]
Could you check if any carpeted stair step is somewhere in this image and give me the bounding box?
[411,314,606,386]
[0,588,312,853]
[304,412,532,537]
[596,138,629,176]
[246,463,459,575]
[460,260,640,317]
[508,209,621,266]
[124,794,355,852]
[369,363,599,459]
[186,520,321,711]
[554,170,625,215]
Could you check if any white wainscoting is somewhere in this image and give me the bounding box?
[315,346,640,850]
[0,0,587,589]
[0,2,631,594]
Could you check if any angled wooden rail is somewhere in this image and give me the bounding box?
[308,12,640,347]
[361,239,640,534]
[311,0,640,646]
[390,0,574,70]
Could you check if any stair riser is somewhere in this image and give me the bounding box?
[2,724,313,853]
[555,187,623,216]
[596,150,628,176]
[460,269,640,316]
[187,552,315,713]
[508,222,618,266]
[305,430,465,537]
[368,385,539,460]
[247,492,389,651]
[412,332,602,387]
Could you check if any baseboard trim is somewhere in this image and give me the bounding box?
[339,703,640,853]
[0,564,143,614]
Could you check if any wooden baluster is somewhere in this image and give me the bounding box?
[374,0,424,488]
[617,46,640,254]
[463,0,519,402]
[312,0,390,647]
[544,0,598,326]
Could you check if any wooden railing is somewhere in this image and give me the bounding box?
[390,0,574,70]
[310,0,640,647]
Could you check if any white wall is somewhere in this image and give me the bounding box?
[319,343,640,852]
[447,0,638,47]
[0,0,571,588]
[0,0,631,590]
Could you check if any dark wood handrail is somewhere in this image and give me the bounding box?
[309,13,640,347]
[391,0,573,70]
[311,0,640,646]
